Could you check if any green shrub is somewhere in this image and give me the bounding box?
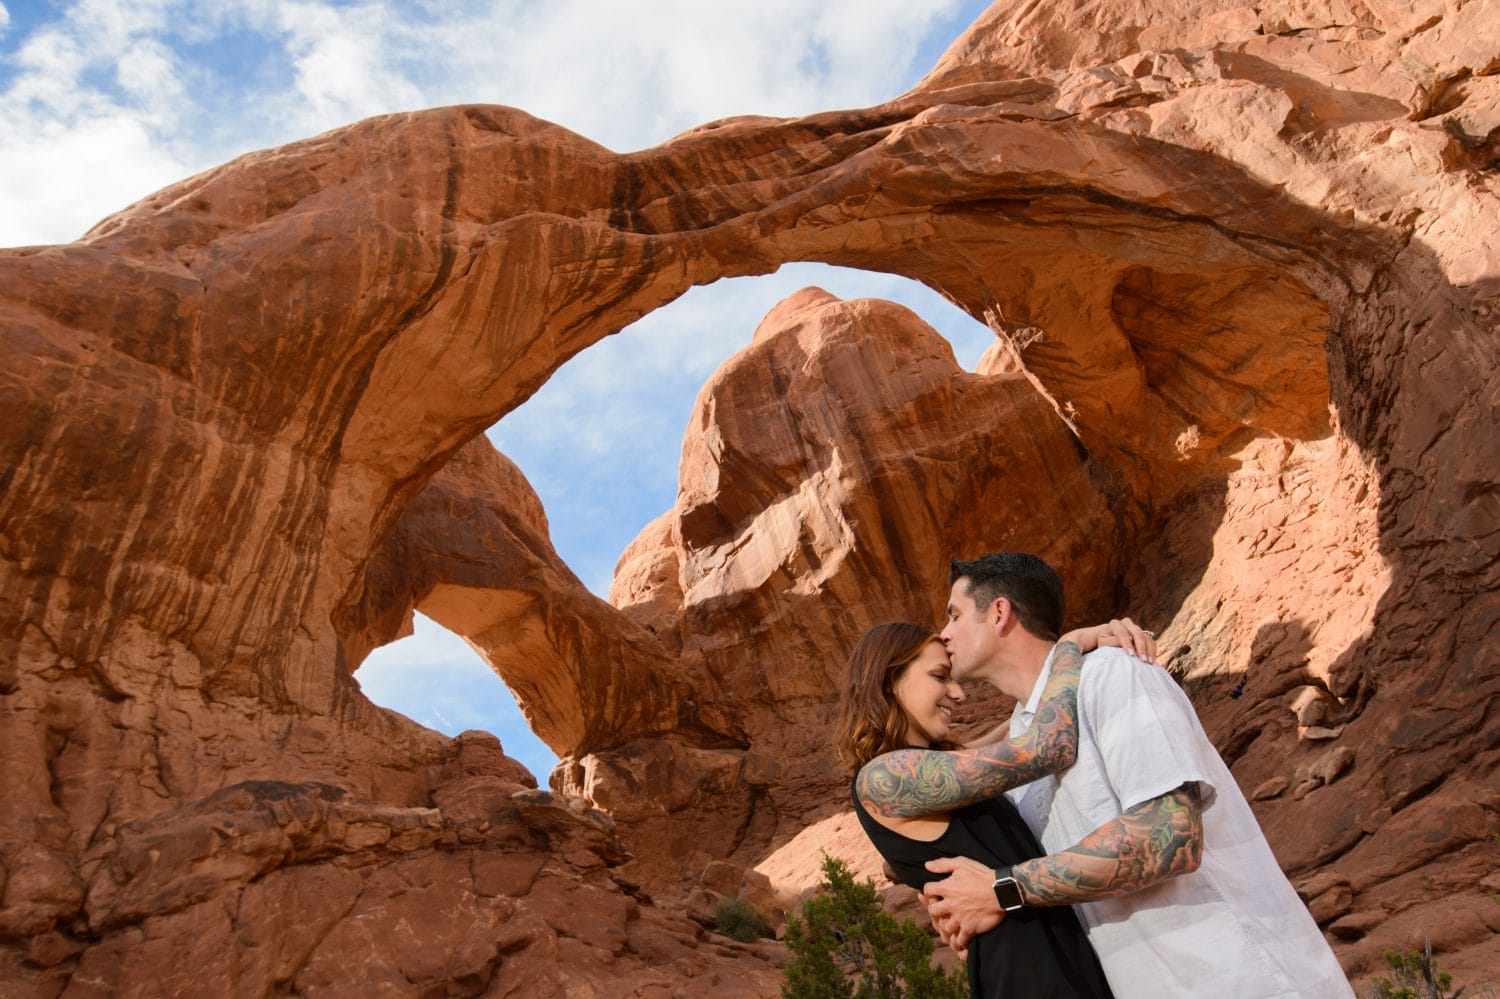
[715,895,774,942]
[781,853,968,999]
[1367,940,1457,999]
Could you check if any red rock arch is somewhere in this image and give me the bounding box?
[2,2,1496,989]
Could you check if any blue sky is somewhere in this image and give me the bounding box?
[1,0,997,783]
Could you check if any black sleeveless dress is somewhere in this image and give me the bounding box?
[851,781,1114,998]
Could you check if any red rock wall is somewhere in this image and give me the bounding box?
[2,0,1497,993]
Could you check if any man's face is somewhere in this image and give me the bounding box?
[939,577,997,681]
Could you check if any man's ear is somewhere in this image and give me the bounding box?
[990,596,1012,634]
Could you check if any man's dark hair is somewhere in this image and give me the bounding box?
[949,552,1065,640]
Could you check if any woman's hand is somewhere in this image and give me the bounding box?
[1061,618,1158,663]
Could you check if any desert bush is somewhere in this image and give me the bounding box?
[781,853,967,999]
[1367,938,1493,999]
[715,895,774,943]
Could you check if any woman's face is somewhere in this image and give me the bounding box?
[891,641,965,747]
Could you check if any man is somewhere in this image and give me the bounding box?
[868,552,1352,996]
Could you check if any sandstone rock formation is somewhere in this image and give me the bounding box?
[596,287,1121,874]
[341,437,697,755]
[3,0,1498,993]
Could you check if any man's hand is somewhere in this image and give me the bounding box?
[922,856,1004,956]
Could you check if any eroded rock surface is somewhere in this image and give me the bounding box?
[3,0,1498,993]
[591,287,1120,881]
[37,737,783,998]
[341,436,698,755]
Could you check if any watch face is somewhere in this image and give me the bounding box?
[992,877,1024,911]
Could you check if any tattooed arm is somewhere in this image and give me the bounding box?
[855,641,1086,819]
[922,784,1204,951]
[1013,783,1203,904]
[964,619,1158,749]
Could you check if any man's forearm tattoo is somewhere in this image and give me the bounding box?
[1014,785,1204,904]
[856,642,1085,818]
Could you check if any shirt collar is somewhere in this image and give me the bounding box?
[1017,645,1059,722]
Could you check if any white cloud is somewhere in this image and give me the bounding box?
[0,0,194,243]
[1,0,975,246]
[7,25,88,110]
[0,115,192,245]
[417,0,962,150]
[270,0,425,132]
[115,40,186,120]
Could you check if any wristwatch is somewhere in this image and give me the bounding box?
[992,868,1025,912]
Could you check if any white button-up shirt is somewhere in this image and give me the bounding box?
[1007,646,1353,997]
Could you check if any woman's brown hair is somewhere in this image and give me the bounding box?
[835,621,956,772]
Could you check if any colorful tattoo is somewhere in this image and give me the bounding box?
[1013,785,1204,904]
[856,642,1085,818]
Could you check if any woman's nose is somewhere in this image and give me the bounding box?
[949,682,965,702]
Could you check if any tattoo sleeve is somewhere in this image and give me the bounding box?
[1013,784,1204,904]
[855,641,1085,819]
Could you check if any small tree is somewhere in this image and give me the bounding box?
[1367,940,1461,999]
[781,854,968,999]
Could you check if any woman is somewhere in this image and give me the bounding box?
[838,622,1129,998]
